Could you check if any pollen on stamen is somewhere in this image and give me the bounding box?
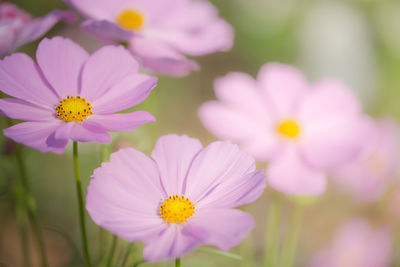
[159,194,195,223]
[277,119,301,138]
[55,95,93,122]
[117,9,144,31]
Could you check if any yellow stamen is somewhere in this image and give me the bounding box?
[277,120,300,138]
[55,95,93,122]
[117,9,144,31]
[160,195,195,223]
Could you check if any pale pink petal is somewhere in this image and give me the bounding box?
[87,111,155,132]
[241,136,282,161]
[3,121,67,154]
[184,141,255,202]
[66,0,124,20]
[54,121,111,143]
[198,102,270,141]
[87,148,167,238]
[258,63,308,117]
[0,98,54,121]
[150,1,233,56]
[82,19,134,42]
[196,170,266,209]
[184,209,254,251]
[213,72,270,118]
[150,134,203,196]
[0,53,58,108]
[92,74,157,114]
[80,45,139,101]
[36,37,89,98]
[13,10,75,51]
[267,146,326,196]
[299,79,363,169]
[143,225,200,263]
[0,20,18,58]
[129,38,199,77]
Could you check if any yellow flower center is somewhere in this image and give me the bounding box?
[160,195,195,223]
[117,9,144,31]
[277,120,300,138]
[55,95,93,122]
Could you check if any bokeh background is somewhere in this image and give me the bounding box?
[1,0,400,266]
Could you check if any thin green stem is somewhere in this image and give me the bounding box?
[98,144,110,264]
[73,141,92,267]
[198,247,242,260]
[15,146,48,267]
[175,258,181,267]
[280,204,304,267]
[264,193,281,267]
[15,199,30,267]
[120,243,133,266]
[395,228,400,267]
[106,234,118,267]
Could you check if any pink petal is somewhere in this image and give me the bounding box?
[3,121,67,154]
[196,170,266,210]
[267,146,327,196]
[0,53,58,108]
[258,63,308,117]
[80,45,139,101]
[36,37,89,98]
[82,19,134,42]
[87,148,168,242]
[213,72,270,118]
[66,0,123,20]
[241,136,282,161]
[92,73,157,114]
[54,121,111,143]
[198,102,269,141]
[13,10,75,51]
[0,20,18,58]
[150,1,233,56]
[143,225,200,263]
[89,147,166,211]
[129,38,199,77]
[150,134,203,196]
[184,141,256,203]
[87,111,155,132]
[0,98,54,121]
[184,209,254,251]
[298,79,363,169]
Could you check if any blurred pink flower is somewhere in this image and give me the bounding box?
[0,37,157,154]
[332,117,400,202]
[0,3,75,58]
[309,219,392,267]
[199,63,363,196]
[66,0,233,76]
[86,134,266,262]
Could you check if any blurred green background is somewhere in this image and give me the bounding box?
[1,0,400,266]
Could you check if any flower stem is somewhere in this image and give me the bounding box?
[175,258,181,267]
[280,204,304,267]
[120,243,134,266]
[106,234,118,267]
[15,145,48,267]
[264,192,281,267]
[73,141,92,267]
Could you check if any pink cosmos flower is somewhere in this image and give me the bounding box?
[199,63,363,196]
[86,134,266,262]
[66,0,233,76]
[332,117,400,202]
[0,3,75,58]
[0,37,157,154]
[308,219,392,267]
